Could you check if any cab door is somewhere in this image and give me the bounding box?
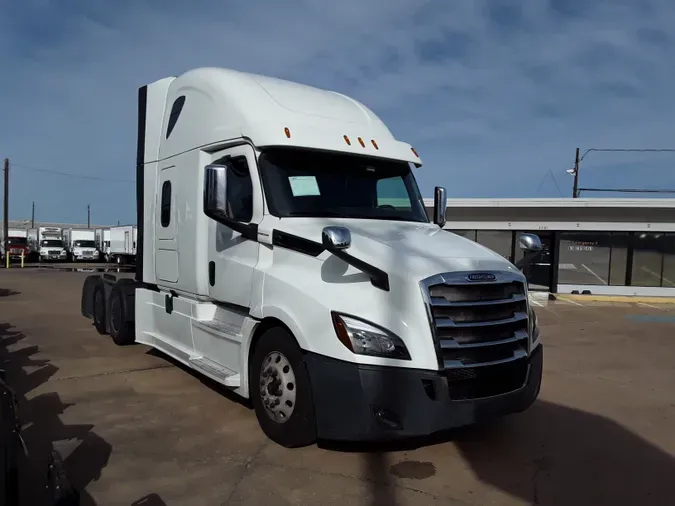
[206,144,262,309]
[156,165,179,283]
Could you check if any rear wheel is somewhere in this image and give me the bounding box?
[93,284,107,335]
[108,287,135,346]
[250,327,317,448]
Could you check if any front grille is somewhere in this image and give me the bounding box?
[48,250,60,255]
[422,271,530,400]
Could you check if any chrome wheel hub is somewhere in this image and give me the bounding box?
[259,351,296,423]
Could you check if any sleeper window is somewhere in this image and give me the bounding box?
[161,181,171,227]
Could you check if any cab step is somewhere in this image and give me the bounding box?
[189,356,241,387]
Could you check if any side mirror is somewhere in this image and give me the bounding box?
[203,164,229,216]
[322,226,351,251]
[203,163,257,241]
[433,186,447,228]
[518,233,543,252]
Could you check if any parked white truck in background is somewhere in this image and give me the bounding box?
[108,225,137,264]
[81,67,543,448]
[27,226,67,262]
[62,229,99,262]
[95,228,111,261]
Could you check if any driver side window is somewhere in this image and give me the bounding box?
[214,155,253,222]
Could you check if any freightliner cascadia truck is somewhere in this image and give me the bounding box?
[81,67,544,447]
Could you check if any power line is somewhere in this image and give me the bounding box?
[10,162,135,183]
[578,187,675,195]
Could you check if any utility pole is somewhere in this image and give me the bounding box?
[87,204,91,228]
[3,159,8,266]
[31,201,35,228]
[572,147,580,198]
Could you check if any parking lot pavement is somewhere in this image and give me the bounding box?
[1,269,675,505]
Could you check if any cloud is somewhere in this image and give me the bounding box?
[1,0,674,223]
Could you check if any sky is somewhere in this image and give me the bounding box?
[1,0,674,225]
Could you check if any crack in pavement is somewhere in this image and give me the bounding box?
[222,440,270,505]
[49,363,173,382]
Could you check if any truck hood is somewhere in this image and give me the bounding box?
[274,218,521,280]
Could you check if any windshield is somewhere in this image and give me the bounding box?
[74,240,96,247]
[258,148,429,223]
[41,239,63,247]
[8,237,27,245]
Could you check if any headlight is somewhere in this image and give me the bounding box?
[331,312,411,360]
[529,306,540,343]
[40,250,47,255]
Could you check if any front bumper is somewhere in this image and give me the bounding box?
[305,345,543,442]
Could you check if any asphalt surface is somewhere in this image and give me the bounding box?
[1,269,675,505]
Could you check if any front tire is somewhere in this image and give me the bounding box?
[108,286,135,346]
[249,327,317,448]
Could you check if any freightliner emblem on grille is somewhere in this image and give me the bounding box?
[466,272,497,282]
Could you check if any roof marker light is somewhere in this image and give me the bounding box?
[358,137,365,148]
[371,139,379,150]
[344,135,351,145]
[411,147,419,157]
[284,127,291,138]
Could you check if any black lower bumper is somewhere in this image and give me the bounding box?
[305,345,543,441]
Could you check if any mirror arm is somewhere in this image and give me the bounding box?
[514,250,542,271]
[326,246,390,291]
[204,209,258,241]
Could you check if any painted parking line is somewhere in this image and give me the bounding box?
[641,266,675,287]
[581,264,608,285]
[625,314,675,323]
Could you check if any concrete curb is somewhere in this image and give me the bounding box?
[555,293,675,304]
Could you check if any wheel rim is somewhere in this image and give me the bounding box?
[110,296,121,334]
[94,290,104,325]
[259,351,296,424]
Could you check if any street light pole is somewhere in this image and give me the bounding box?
[572,147,580,198]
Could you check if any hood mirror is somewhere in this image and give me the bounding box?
[433,186,447,228]
[322,226,351,251]
[519,233,543,252]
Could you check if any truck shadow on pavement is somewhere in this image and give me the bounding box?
[0,288,20,297]
[0,322,112,506]
[326,399,675,506]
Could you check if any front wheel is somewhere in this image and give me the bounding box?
[249,327,317,448]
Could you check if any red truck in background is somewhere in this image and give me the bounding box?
[0,229,30,263]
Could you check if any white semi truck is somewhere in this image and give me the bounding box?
[108,225,137,264]
[81,67,544,447]
[95,228,111,261]
[27,226,67,262]
[62,228,99,262]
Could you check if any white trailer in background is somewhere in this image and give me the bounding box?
[95,228,111,261]
[62,228,99,262]
[27,226,67,262]
[108,225,137,264]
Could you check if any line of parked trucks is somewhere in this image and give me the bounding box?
[0,225,137,264]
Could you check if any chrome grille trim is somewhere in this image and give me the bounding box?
[420,270,530,370]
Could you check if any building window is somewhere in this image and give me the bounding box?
[632,232,672,287]
[476,230,513,261]
[608,233,629,286]
[662,233,675,288]
[559,232,612,285]
[160,181,171,227]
